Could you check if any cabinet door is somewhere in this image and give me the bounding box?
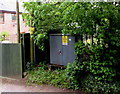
[62,36,76,66]
[50,36,63,65]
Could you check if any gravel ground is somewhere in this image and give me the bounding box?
[0,77,85,93]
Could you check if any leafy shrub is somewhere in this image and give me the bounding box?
[27,60,120,93]
[81,74,120,93]
[0,31,9,41]
[73,40,120,93]
[24,2,120,93]
[27,64,70,88]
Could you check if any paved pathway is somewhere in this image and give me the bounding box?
[0,77,83,93]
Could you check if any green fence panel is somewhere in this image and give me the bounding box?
[0,43,22,79]
[0,44,2,76]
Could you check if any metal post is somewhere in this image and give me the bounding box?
[34,42,36,65]
[30,35,34,64]
[30,20,34,64]
[16,0,20,43]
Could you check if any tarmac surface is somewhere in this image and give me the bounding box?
[0,77,85,93]
[0,78,70,92]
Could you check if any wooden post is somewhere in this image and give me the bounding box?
[16,0,20,43]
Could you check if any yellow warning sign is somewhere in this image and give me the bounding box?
[62,36,68,45]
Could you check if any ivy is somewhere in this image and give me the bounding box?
[23,2,120,93]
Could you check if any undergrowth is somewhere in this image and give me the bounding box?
[27,62,120,93]
[27,63,71,89]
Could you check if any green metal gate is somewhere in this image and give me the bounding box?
[0,43,22,79]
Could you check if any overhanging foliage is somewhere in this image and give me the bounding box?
[23,2,120,93]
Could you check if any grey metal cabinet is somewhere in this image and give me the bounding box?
[50,34,76,66]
